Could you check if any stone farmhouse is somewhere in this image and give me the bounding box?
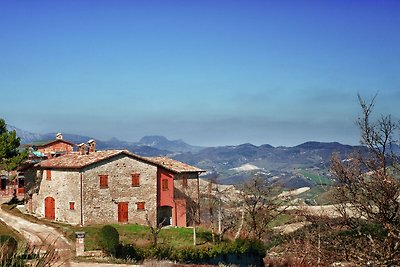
[27,133,75,159]
[26,140,204,227]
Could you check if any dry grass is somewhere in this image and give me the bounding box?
[0,218,23,241]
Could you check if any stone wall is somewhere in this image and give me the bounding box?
[33,168,81,224]
[81,154,158,225]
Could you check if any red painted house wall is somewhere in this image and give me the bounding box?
[157,168,188,227]
[175,199,186,227]
[38,141,74,158]
[157,168,174,207]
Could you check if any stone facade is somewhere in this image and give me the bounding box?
[32,168,81,224]
[81,154,157,225]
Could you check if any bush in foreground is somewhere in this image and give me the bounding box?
[116,238,266,266]
[98,225,120,256]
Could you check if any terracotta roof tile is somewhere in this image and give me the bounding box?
[25,139,76,148]
[145,157,205,174]
[37,150,134,169]
[36,150,204,174]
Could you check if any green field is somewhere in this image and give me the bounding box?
[295,185,340,205]
[299,170,332,185]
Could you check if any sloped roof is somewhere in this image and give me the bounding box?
[26,139,76,148]
[36,150,204,174]
[145,157,205,174]
[37,150,136,169]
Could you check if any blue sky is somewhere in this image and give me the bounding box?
[1,1,399,146]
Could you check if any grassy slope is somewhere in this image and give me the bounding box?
[295,185,339,205]
[299,170,332,186]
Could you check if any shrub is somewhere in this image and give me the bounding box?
[146,244,173,260]
[98,225,119,256]
[116,243,144,262]
[114,238,266,265]
[169,239,265,264]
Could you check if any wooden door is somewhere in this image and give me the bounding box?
[0,178,7,191]
[118,202,128,223]
[45,197,55,220]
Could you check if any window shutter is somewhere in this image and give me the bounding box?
[162,179,169,190]
[99,175,108,188]
[132,173,140,187]
[137,202,145,210]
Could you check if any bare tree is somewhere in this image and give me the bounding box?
[203,178,243,242]
[184,182,201,246]
[145,210,165,247]
[205,178,217,242]
[331,94,400,266]
[238,177,290,240]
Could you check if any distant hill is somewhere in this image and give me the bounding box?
[12,127,197,156]
[7,126,44,143]
[174,141,357,170]
[136,135,203,153]
[174,141,362,186]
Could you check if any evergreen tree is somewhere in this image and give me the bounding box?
[0,118,27,172]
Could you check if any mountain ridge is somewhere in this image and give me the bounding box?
[10,125,363,186]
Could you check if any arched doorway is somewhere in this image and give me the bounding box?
[158,206,172,226]
[44,196,55,220]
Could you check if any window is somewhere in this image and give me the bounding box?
[69,202,75,210]
[131,173,140,187]
[99,175,108,188]
[162,179,169,191]
[46,169,52,180]
[182,176,188,188]
[137,202,145,211]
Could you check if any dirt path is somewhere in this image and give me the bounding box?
[0,206,73,266]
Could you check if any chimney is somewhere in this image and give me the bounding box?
[87,139,96,153]
[56,133,63,140]
[78,143,86,155]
